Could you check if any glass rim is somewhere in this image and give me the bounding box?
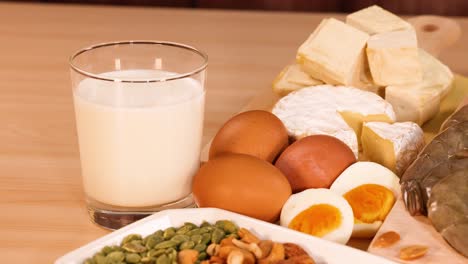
[69,40,208,83]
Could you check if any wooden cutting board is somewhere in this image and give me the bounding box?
[200,15,468,263]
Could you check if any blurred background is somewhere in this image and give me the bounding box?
[7,0,468,16]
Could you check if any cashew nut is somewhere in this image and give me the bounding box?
[232,239,263,259]
[178,249,199,264]
[207,243,221,256]
[238,228,261,244]
[209,256,225,264]
[258,243,285,264]
[227,250,244,264]
[219,246,255,264]
[258,240,273,259]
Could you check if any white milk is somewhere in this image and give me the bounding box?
[73,70,205,207]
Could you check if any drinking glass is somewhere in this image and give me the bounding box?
[69,41,207,229]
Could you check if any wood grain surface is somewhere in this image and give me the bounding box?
[1,3,468,263]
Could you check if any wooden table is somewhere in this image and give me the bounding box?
[1,3,467,263]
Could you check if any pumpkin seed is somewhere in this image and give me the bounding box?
[83,258,95,264]
[154,230,164,237]
[198,226,213,234]
[101,246,114,255]
[198,252,208,261]
[191,234,202,244]
[148,249,166,258]
[184,222,198,229]
[176,225,192,235]
[146,234,164,249]
[92,254,106,264]
[163,228,176,240]
[123,240,147,253]
[126,253,142,263]
[211,228,225,244]
[185,228,201,236]
[105,251,125,262]
[141,256,156,263]
[171,234,190,244]
[193,243,207,252]
[156,254,171,264]
[165,248,177,256]
[121,234,142,246]
[179,240,195,250]
[166,248,177,262]
[200,233,211,245]
[200,221,211,228]
[215,220,238,234]
[154,240,178,250]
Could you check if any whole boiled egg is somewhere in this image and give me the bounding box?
[280,188,354,244]
[330,161,400,238]
[193,153,292,222]
[209,110,289,162]
[275,135,356,192]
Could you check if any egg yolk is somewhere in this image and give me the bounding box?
[288,204,342,237]
[343,184,395,224]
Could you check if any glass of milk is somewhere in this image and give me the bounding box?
[69,41,207,229]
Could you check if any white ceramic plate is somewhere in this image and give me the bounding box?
[56,208,397,264]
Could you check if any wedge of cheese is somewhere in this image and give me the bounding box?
[272,64,323,96]
[367,29,422,86]
[297,18,369,86]
[385,49,454,125]
[272,85,396,158]
[346,5,413,35]
[362,122,424,176]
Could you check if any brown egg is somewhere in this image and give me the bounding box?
[275,135,356,192]
[192,153,292,222]
[209,110,288,162]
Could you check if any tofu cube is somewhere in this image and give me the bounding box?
[346,5,413,35]
[297,18,369,85]
[367,29,422,86]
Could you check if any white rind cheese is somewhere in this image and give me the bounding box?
[385,49,454,125]
[346,5,413,35]
[367,29,422,86]
[362,122,424,176]
[297,18,369,86]
[272,64,323,96]
[272,85,396,158]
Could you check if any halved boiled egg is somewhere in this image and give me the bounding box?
[330,161,400,238]
[280,188,354,244]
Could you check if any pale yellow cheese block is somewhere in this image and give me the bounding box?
[272,64,323,96]
[385,49,454,125]
[297,18,369,86]
[353,54,385,97]
[367,30,422,86]
[346,5,413,35]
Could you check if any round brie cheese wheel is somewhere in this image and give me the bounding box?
[272,85,396,157]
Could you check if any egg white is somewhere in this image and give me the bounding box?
[330,161,400,237]
[280,188,354,244]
